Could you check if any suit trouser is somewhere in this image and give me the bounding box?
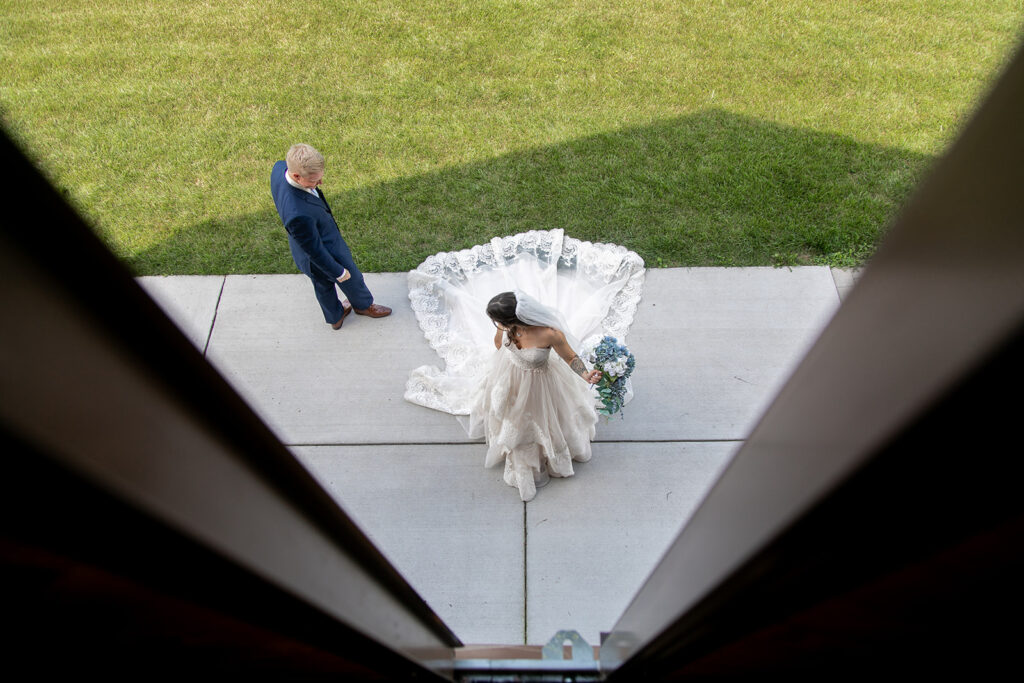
[308,264,374,323]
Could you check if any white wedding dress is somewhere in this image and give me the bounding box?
[405,229,645,500]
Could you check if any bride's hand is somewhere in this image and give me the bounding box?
[584,370,602,384]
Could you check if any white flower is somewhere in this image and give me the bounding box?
[604,359,627,377]
[580,335,601,364]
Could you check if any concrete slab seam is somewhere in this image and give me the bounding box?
[283,439,746,448]
[829,267,845,304]
[523,502,528,645]
[203,275,227,357]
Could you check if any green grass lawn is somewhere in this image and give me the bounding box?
[2,1,1020,274]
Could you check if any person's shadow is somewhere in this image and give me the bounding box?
[130,109,932,274]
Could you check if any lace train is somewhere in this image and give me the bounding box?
[405,229,646,419]
[404,229,645,501]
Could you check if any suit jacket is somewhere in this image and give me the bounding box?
[270,160,349,281]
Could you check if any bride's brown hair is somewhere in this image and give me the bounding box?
[487,292,526,348]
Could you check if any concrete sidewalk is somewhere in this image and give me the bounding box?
[138,266,858,647]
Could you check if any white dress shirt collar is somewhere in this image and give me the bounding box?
[284,167,319,197]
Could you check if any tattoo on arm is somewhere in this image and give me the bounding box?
[569,355,588,377]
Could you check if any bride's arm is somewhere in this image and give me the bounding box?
[550,330,601,384]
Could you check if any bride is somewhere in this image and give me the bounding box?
[405,229,645,501]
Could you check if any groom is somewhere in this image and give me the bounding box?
[270,143,391,329]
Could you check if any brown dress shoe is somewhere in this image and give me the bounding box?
[331,303,353,329]
[355,303,392,318]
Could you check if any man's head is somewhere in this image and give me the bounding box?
[286,143,325,188]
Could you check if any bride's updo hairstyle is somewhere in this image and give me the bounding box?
[487,292,526,347]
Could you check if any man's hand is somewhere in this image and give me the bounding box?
[337,269,351,283]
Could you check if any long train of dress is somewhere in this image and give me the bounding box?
[404,229,645,499]
[405,229,645,415]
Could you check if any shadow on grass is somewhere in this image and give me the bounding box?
[131,109,933,274]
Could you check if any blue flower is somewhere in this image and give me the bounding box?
[581,335,636,419]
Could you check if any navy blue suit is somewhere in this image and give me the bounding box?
[270,160,374,323]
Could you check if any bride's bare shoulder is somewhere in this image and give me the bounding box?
[537,327,565,346]
[518,325,560,348]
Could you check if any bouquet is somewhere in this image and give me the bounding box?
[582,335,636,418]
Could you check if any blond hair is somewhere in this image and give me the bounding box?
[285,143,325,178]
